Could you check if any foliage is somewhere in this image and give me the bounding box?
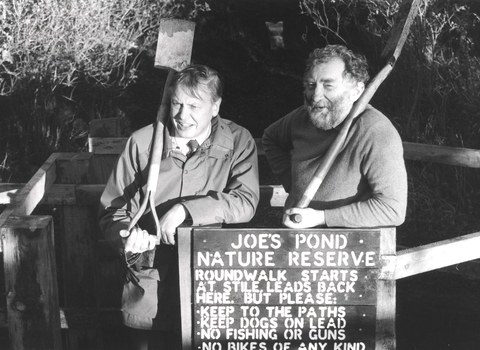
[300,0,480,145]
[0,0,205,95]
[0,0,206,182]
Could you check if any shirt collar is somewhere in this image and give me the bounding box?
[172,123,211,155]
[164,116,234,159]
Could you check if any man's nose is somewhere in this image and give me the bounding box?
[175,105,187,119]
[313,85,324,101]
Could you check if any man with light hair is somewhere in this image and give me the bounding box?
[100,64,259,349]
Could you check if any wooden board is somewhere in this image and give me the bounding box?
[395,230,480,280]
[88,136,480,169]
[179,228,395,350]
[1,215,62,350]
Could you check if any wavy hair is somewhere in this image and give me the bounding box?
[305,45,370,84]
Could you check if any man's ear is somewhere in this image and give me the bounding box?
[350,82,365,102]
[212,98,222,117]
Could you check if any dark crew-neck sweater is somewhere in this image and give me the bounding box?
[262,104,408,227]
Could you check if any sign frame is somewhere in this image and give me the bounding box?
[177,227,396,350]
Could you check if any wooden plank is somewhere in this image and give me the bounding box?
[75,184,105,205]
[55,152,92,184]
[89,154,119,184]
[0,153,58,226]
[56,155,103,350]
[378,227,397,280]
[2,184,288,208]
[0,153,59,254]
[376,227,396,350]
[88,137,127,154]
[59,205,99,306]
[41,184,77,205]
[259,185,287,207]
[375,280,396,350]
[54,150,115,185]
[395,231,480,280]
[88,137,480,169]
[58,204,101,349]
[34,184,102,206]
[1,215,62,350]
[403,141,480,168]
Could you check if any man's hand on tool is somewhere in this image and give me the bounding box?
[120,227,156,254]
[283,207,326,229]
[158,203,189,245]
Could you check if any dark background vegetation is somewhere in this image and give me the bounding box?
[2,0,480,349]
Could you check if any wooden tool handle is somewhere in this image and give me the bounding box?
[125,69,174,239]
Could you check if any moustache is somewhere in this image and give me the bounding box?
[307,102,331,110]
[305,96,330,109]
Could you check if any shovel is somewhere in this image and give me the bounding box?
[126,19,196,244]
[292,0,421,223]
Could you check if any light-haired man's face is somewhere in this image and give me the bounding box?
[170,84,221,139]
[303,57,364,130]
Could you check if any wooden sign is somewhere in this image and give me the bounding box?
[178,228,396,350]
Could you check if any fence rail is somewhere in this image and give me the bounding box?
[88,136,480,169]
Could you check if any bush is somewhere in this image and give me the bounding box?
[0,0,205,181]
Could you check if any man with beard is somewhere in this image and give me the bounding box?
[262,45,407,228]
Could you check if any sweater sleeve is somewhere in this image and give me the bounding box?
[324,115,408,227]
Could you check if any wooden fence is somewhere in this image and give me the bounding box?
[0,117,480,349]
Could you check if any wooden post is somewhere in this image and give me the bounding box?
[1,215,61,350]
[376,227,397,350]
[56,153,103,350]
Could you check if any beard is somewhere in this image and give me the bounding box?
[305,95,352,130]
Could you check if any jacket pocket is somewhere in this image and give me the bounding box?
[122,264,162,319]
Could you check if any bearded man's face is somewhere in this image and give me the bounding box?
[304,58,363,130]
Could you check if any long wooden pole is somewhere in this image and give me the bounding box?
[126,19,195,244]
